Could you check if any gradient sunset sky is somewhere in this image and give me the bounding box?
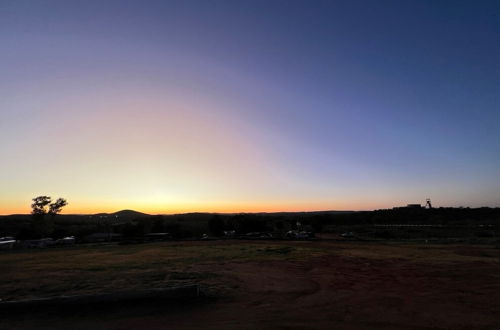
[1,0,499,214]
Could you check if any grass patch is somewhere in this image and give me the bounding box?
[169,271,216,281]
[0,241,325,301]
[258,246,294,255]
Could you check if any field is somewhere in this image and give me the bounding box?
[1,239,500,329]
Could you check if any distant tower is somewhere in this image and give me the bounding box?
[425,198,433,209]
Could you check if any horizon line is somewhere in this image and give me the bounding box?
[3,205,499,217]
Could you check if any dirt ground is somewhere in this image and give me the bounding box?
[1,240,500,329]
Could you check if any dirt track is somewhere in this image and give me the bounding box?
[1,240,500,329]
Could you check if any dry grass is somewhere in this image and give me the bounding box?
[0,242,326,301]
[1,240,500,329]
[335,241,500,263]
[1,240,499,302]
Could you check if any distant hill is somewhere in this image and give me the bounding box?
[90,210,149,218]
[110,210,149,217]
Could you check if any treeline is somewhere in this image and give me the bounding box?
[1,207,500,240]
[315,207,500,226]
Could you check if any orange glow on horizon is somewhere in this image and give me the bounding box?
[0,200,387,215]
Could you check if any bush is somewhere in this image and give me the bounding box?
[208,216,225,236]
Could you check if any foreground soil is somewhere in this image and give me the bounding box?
[1,240,499,329]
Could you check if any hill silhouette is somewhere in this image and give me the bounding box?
[92,210,149,217]
[110,210,149,217]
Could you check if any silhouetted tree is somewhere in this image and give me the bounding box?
[48,198,68,216]
[30,196,68,238]
[31,196,52,217]
[31,196,68,217]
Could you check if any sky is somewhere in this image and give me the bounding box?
[1,0,499,214]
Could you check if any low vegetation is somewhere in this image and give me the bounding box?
[1,207,500,242]
[0,241,325,301]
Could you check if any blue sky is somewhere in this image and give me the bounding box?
[1,0,499,213]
